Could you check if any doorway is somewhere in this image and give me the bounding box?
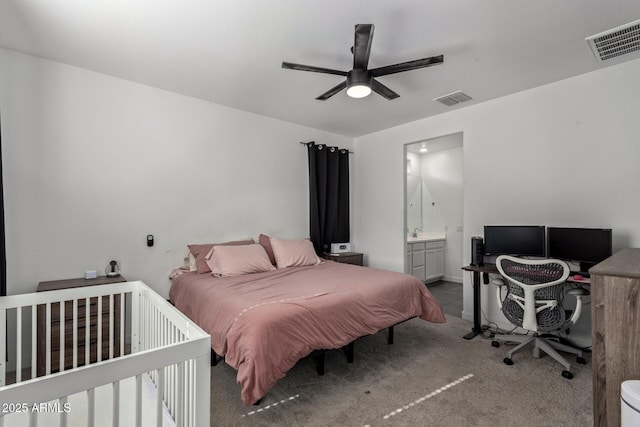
[404,133,464,316]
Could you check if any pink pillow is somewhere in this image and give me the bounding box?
[259,234,277,266]
[205,244,276,277]
[188,239,254,274]
[269,237,322,269]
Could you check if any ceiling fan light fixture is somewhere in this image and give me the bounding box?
[346,69,372,98]
[347,84,372,98]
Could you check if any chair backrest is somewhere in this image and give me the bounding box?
[496,255,570,332]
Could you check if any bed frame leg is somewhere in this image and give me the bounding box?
[211,349,219,366]
[343,342,354,363]
[388,326,394,345]
[313,350,325,375]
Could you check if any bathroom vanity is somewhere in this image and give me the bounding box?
[406,234,446,283]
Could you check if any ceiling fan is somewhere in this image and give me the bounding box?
[282,24,444,100]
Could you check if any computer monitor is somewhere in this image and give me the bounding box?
[547,227,612,273]
[483,225,546,257]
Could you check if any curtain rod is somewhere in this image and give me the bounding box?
[299,141,353,154]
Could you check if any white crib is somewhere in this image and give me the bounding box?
[0,281,210,427]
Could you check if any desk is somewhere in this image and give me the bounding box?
[461,264,591,340]
[461,264,498,340]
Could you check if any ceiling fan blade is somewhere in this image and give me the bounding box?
[371,79,400,100]
[316,81,347,100]
[282,62,347,76]
[353,24,375,70]
[370,55,444,77]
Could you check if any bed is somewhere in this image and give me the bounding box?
[169,236,445,405]
[0,281,210,427]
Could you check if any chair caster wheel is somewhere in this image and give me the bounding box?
[576,357,586,365]
[492,341,500,348]
[503,358,513,365]
[562,370,573,379]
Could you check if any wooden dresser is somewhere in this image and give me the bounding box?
[590,249,640,427]
[36,275,126,376]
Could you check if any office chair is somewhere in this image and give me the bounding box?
[491,255,587,379]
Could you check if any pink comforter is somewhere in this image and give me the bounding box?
[169,261,445,405]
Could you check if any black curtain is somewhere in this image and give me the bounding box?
[0,113,5,296]
[307,142,350,254]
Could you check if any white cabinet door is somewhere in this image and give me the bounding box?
[425,241,445,283]
[408,242,426,282]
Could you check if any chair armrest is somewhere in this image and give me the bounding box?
[566,287,590,296]
[491,278,505,286]
[491,277,505,310]
[565,287,589,325]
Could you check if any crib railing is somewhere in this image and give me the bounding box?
[0,281,210,427]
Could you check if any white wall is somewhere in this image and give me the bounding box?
[0,47,352,298]
[353,57,640,346]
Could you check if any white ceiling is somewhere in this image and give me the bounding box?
[1,0,640,137]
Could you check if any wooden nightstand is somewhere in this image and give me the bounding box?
[36,275,126,376]
[323,252,364,266]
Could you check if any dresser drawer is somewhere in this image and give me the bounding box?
[323,252,364,266]
[425,240,445,249]
[409,242,426,251]
[36,276,126,376]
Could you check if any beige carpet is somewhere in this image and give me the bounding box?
[210,315,592,426]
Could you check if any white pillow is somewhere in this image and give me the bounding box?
[183,248,197,271]
[205,244,276,277]
[269,237,322,269]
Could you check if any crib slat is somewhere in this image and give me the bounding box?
[85,298,90,368]
[131,291,139,354]
[185,359,192,427]
[31,305,37,380]
[16,306,22,382]
[59,301,65,372]
[109,294,114,360]
[87,387,95,427]
[177,360,185,426]
[112,380,120,427]
[45,302,51,375]
[97,297,102,363]
[73,300,78,368]
[156,369,164,427]
[119,293,125,357]
[135,374,142,427]
[60,396,68,427]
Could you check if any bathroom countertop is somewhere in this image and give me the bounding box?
[407,233,446,243]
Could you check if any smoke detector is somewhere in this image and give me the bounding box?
[586,19,640,62]
[433,90,472,107]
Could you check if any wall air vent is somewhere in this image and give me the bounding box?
[433,90,472,107]
[586,19,640,62]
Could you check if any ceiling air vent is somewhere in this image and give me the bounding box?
[586,19,640,62]
[433,90,472,107]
